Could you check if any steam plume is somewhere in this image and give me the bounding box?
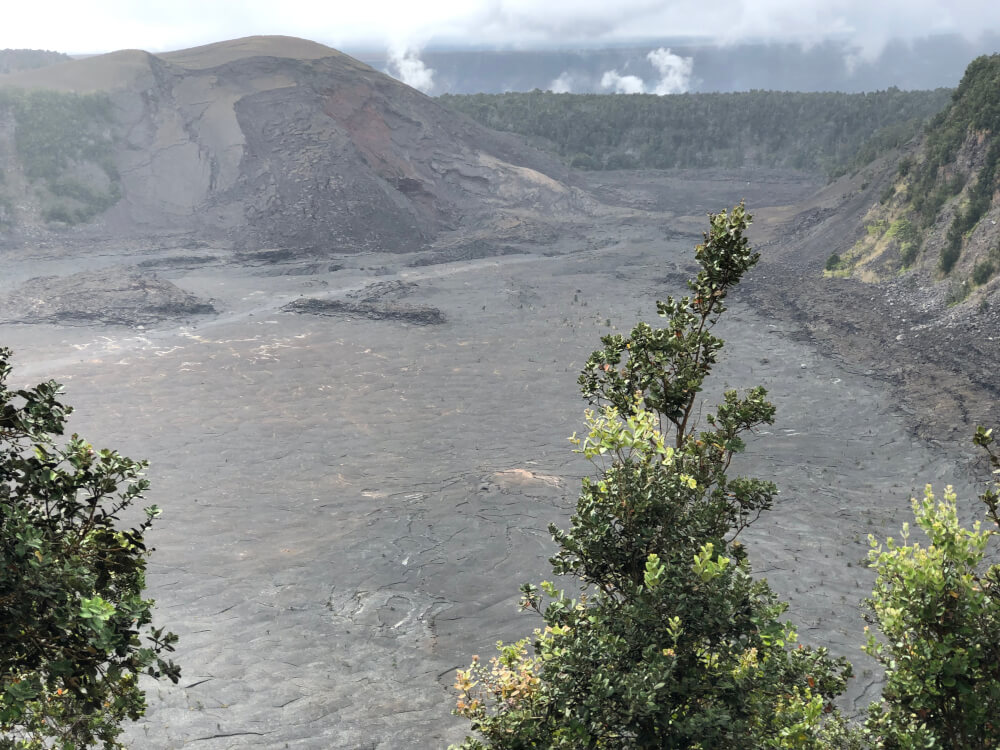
[600,70,646,94]
[600,47,694,95]
[647,47,693,94]
[549,71,573,93]
[387,46,435,93]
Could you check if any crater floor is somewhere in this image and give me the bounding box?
[0,171,981,748]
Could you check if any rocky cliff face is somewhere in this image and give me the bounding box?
[0,36,591,253]
[829,54,1000,311]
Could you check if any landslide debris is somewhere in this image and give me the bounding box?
[734,54,1000,444]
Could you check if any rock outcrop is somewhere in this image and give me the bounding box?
[0,268,215,326]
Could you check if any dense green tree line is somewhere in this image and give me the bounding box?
[440,88,951,176]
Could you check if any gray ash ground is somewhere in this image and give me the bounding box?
[0,170,990,749]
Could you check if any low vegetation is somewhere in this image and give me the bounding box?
[907,55,1000,229]
[452,207,1000,749]
[864,427,1000,748]
[440,88,951,177]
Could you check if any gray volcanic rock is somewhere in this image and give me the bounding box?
[283,281,446,324]
[0,36,592,253]
[0,268,215,326]
[283,298,446,325]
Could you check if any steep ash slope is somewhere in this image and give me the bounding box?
[0,36,590,253]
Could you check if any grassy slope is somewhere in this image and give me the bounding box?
[833,55,1000,304]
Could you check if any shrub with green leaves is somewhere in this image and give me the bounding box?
[451,205,853,749]
[863,426,1000,749]
[940,233,962,274]
[0,347,179,749]
[899,242,919,268]
[972,259,995,286]
[904,54,1000,258]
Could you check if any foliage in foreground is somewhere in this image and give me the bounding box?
[451,205,852,748]
[0,347,178,749]
[863,426,1000,749]
[450,203,1000,748]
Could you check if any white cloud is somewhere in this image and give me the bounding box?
[0,1,997,58]
[599,48,694,95]
[647,47,694,94]
[386,46,435,93]
[600,70,646,94]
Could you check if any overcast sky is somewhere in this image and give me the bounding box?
[2,0,998,57]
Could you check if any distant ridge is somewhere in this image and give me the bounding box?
[0,49,157,92]
[0,36,365,93]
[0,48,71,75]
[158,35,356,69]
